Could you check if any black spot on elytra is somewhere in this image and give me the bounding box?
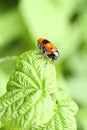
[42,39,50,44]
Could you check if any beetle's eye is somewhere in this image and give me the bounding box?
[52,53,55,56]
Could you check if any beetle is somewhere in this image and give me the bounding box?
[37,38,59,60]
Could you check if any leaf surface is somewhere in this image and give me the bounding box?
[0,50,56,129]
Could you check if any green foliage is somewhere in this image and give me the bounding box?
[0,0,87,129]
[0,8,26,50]
[0,56,17,97]
[0,51,78,130]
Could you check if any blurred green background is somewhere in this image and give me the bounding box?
[0,0,87,129]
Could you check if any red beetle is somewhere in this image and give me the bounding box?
[37,38,59,60]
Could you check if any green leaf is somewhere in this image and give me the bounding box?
[0,50,78,130]
[35,87,78,130]
[56,87,78,116]
[7,50,57,93]
[0,56,17,97]
[0,50,56,129]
